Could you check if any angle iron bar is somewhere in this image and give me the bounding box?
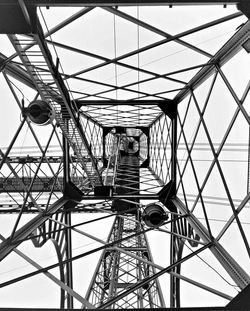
[5,7,94,64]
[9,125,57,239]
[79,194,159,199]
[158,227,206,246]
[216,65,250,125]
[217,191,250,241]
[0,150,42,212]
[49,238,67,309]
[0,1,248,6]
[17,214,113,244]
[143,224,166,307]
[171,197,250,289]
[0,118,26,170]
[174,20,250,104]
[171,111,177,182]
[50,216,167,270]
[0,215,183,290]
[175,72,218,198]
[76,99,170,107]
[170,271,233,300]
[191,90,250,258]
[64,211,74,308]
[128,87,185,102]
[0,233,95,309]
[84,217,117,302]
[63,66,168,101]
[60,37,186,86]
[176,93,215,238]
[0,224,157,289]
[44,7,94,37]
[62,11,243,103]
[66,11,243,81]
[0,197,69,262]
[189,83,250,213]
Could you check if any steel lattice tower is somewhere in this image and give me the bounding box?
[85,215,165,309]
[1,1,250,310]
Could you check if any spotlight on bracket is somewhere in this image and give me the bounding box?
[142,203,169,228]
[27,100,53,125]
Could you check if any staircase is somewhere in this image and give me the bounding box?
[8,32,102,192]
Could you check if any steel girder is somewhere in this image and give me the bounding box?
[85,215,165,309]
[0,1,249,310]
[0,0,248,6]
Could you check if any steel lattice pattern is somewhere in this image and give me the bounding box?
[150,114,172,184]
[0,1,250,310]
[80,105,162,127]
[85,216,164,309]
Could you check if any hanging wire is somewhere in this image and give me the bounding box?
[137,6,140,127]
[247,104,250,194]
[113,11,119,127]
[38,7,239,104]
[113,13,118,100]
[0,240,98,277]
[184,243,240,291]
[7,79,27,102]
[7,78,30,122]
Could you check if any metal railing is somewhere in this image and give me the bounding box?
[9,30,102,192]
[104,135,121,187]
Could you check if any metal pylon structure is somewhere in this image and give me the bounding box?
[1,1,250,310]
[85,215,165,309]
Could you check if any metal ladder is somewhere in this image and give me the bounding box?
[9,33,102,192]
[104,134,121,187]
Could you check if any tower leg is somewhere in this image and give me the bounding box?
[85,215,165,308]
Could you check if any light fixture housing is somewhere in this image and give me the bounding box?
[142,203,169,228]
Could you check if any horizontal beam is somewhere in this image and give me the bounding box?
[0,0,245,6]
[0,206,111,213]
[0,155,102,163]
[82,194,159,199]
[76,99,169,107]
[0,176,63,193]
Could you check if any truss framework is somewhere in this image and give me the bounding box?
[0,1,250,309]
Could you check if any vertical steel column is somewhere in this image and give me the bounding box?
[63,132,70,186]
[170,215,181,308]
[85,215,165,308]
[63,133,74,308]
[166,101,180,307]
[64,211,74,308]
[171,105,178,184]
